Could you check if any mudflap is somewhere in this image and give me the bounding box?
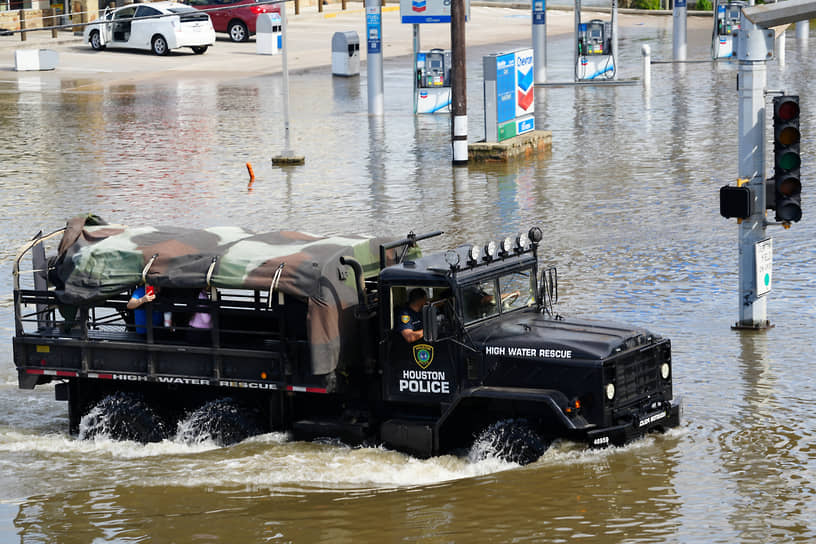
[380,419,434,459]
[585,397,682,449]
[17,369,46,390]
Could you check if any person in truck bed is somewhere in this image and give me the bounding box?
[127,285,161,334]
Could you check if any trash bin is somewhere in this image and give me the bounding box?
[332,31,360,77]
[256,12,282,55]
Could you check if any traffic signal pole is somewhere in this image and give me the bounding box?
[736,42,769,328]
[732,0,816,328]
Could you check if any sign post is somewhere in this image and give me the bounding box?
[532,0,546,84]
[673,0,687,61]
[366,0,384,116]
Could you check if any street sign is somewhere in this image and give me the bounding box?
[755,238,773,297]
[366,8,382,54]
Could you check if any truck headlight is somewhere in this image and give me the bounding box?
[660,363,670,380]
[605,383,615,400]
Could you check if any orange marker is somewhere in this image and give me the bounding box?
[246,162,256,183]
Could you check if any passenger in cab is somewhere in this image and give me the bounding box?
[396,288,427,343]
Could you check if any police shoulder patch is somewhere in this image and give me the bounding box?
[400,314,410,324]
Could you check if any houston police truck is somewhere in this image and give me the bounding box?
[12,215,680,464]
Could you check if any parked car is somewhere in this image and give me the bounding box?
[183,0,280,42]
[83,2,216,56]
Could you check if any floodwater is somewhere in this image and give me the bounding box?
[1,15,815,544]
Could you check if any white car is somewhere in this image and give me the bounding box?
[83,2,216,56]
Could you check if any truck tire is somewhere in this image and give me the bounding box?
[78,392,167,443]
[176,398,263,446]
[470,419,550,466]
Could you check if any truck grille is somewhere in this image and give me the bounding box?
[611,341,668,408]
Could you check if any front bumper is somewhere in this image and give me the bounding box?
[585,397,682,448]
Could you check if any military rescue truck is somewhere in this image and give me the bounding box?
[12,216,680,464]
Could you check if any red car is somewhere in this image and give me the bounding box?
[184,0,279,42]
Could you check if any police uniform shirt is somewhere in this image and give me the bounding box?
[397,307,423,334]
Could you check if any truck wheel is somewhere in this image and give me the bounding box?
[470,419,550,466]
[78,392,167,443]
[177,398,263,446]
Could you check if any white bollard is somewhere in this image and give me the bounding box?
[642,44,651,88]
[796,19,809,42]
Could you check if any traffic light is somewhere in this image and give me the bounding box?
[772,95,802,222]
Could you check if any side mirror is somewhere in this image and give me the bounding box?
[539,266,558,316]
[421,303,438,343]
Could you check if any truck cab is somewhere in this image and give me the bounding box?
[374,229,679,458]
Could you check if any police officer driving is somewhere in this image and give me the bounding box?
[396,288,428,343]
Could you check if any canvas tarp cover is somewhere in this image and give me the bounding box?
[50,216,403,375]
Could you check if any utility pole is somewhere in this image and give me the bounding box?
[450,0,467,165]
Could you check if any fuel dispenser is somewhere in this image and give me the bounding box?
[712,0,746,59]
[578,19,611,57]
[574,0,616,82]
[414,48,452,114]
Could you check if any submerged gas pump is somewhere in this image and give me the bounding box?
[712,0,747,59]
[415,48,452,114]
[578,19,611,57]
[574,0,617,81]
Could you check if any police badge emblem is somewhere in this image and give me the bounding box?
[413,344,434,369]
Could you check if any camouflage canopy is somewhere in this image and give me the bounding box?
[51,215,411,375]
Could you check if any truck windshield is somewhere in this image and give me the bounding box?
[462,269,534,324]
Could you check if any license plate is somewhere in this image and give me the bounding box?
[638,410,666,428]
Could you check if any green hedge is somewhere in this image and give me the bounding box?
[633,0,661,9]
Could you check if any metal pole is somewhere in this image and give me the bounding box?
[451,0,467,165]
[642,44,651,88]
[777,27,786,65]
[611,0,618,79]
[574,0,580,81]
[271,0,304,165]
[365,0,384,115]
[796,19,809,41]
[532,0,546,84]
[413,24,420,114]
[673,0,687,61]
[281,2,292,154]
[736,17,769,329]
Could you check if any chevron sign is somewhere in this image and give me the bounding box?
[515,49,534,116]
